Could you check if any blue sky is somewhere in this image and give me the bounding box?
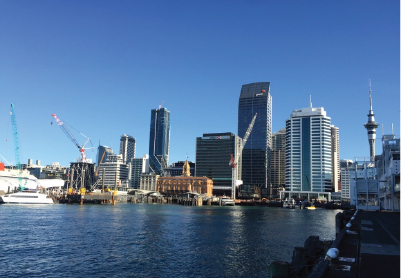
[0,0,399,167]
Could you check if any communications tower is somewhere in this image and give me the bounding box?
[364,80,379,159]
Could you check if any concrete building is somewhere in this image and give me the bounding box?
[149,107,170,175]
[120,134,136,164]
[378,135,400,211]
[283,105,332,201]
[98,154,129,189]
[195,132,242,197]
[331,126,340,192]
[340,159,353,201]
[128,154,149,189]
[350,158,379,210]
[140,173,160,191]
[270,128,286,196]
[238,82,272,197]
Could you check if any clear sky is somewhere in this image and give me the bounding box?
[0,0,399,167]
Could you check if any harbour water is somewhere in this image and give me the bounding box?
[0,204,341,277]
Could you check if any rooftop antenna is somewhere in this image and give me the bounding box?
[392,123,394,135]
[309,95,312,108]
[159,99,164,109]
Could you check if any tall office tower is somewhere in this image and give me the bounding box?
[97,154,129,189]
[195,132,242,197]
[120,134,136,164]
[97,145,113,166]
[129,154,149,189]
[238,82,272,197]
[285,105,332,200]
[364,80,379,159]
[149,107,170,175]
[331,126,340,192]
[340,159,353,201]
[270,128,286,193]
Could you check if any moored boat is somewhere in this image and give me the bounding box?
[220,197,235,206]
[0,189,54,204]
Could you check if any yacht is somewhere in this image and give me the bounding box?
[0,189,54,204]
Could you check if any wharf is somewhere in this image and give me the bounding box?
[271,210,400,278]
[57,193,129,205]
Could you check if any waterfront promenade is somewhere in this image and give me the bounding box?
[322,211,400,278]
[358,211,400,278]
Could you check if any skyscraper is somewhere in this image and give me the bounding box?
[149,107,170,175]
[331,126,340,192]
[120,134,136,164]
[129,154,149,189]
[238,82,272,197]
[195,132,242,197]
[270,128,286,193]
[285,105,332,201]
[364,80,379,159]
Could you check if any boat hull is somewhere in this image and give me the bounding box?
[0,192,54,204]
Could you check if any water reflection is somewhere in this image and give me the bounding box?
[0,204,340,278]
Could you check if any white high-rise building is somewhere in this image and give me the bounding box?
[283,105,332,201]
[129,154,150,189]
[98,154,129,189]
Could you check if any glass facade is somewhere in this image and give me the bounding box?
[270,128,286,190]
[149,108,170,175]
[238,82,272,196]
[195,132,241,197]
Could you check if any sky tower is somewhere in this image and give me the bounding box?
[364,80,379,159]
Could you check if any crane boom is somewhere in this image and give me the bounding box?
[51,114,89,162]
[231,113,257,200]
[238,113,257,161]
[10,103,25,190]
[10,104,21,171]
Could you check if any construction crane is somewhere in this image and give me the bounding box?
[51,114,91,163]
[230,113,257,200]
[10,103,25,190]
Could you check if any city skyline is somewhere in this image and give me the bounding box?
[0,1,399,167]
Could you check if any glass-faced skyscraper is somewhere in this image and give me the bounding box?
[238,82,272,197]
[149,107,170,175]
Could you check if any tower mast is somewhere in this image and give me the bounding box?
[364,79,379,159]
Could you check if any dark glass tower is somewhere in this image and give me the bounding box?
[149,108,170,175]
[238,82,272,197]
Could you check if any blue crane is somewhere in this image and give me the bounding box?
[10,103,25,190]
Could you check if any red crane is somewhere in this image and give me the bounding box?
[51,114,90,163]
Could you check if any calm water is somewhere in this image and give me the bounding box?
[0,204,341,278]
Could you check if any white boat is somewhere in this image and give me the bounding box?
[0,167,64,193]
[0,189,54,204]
[220,197,235,206]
